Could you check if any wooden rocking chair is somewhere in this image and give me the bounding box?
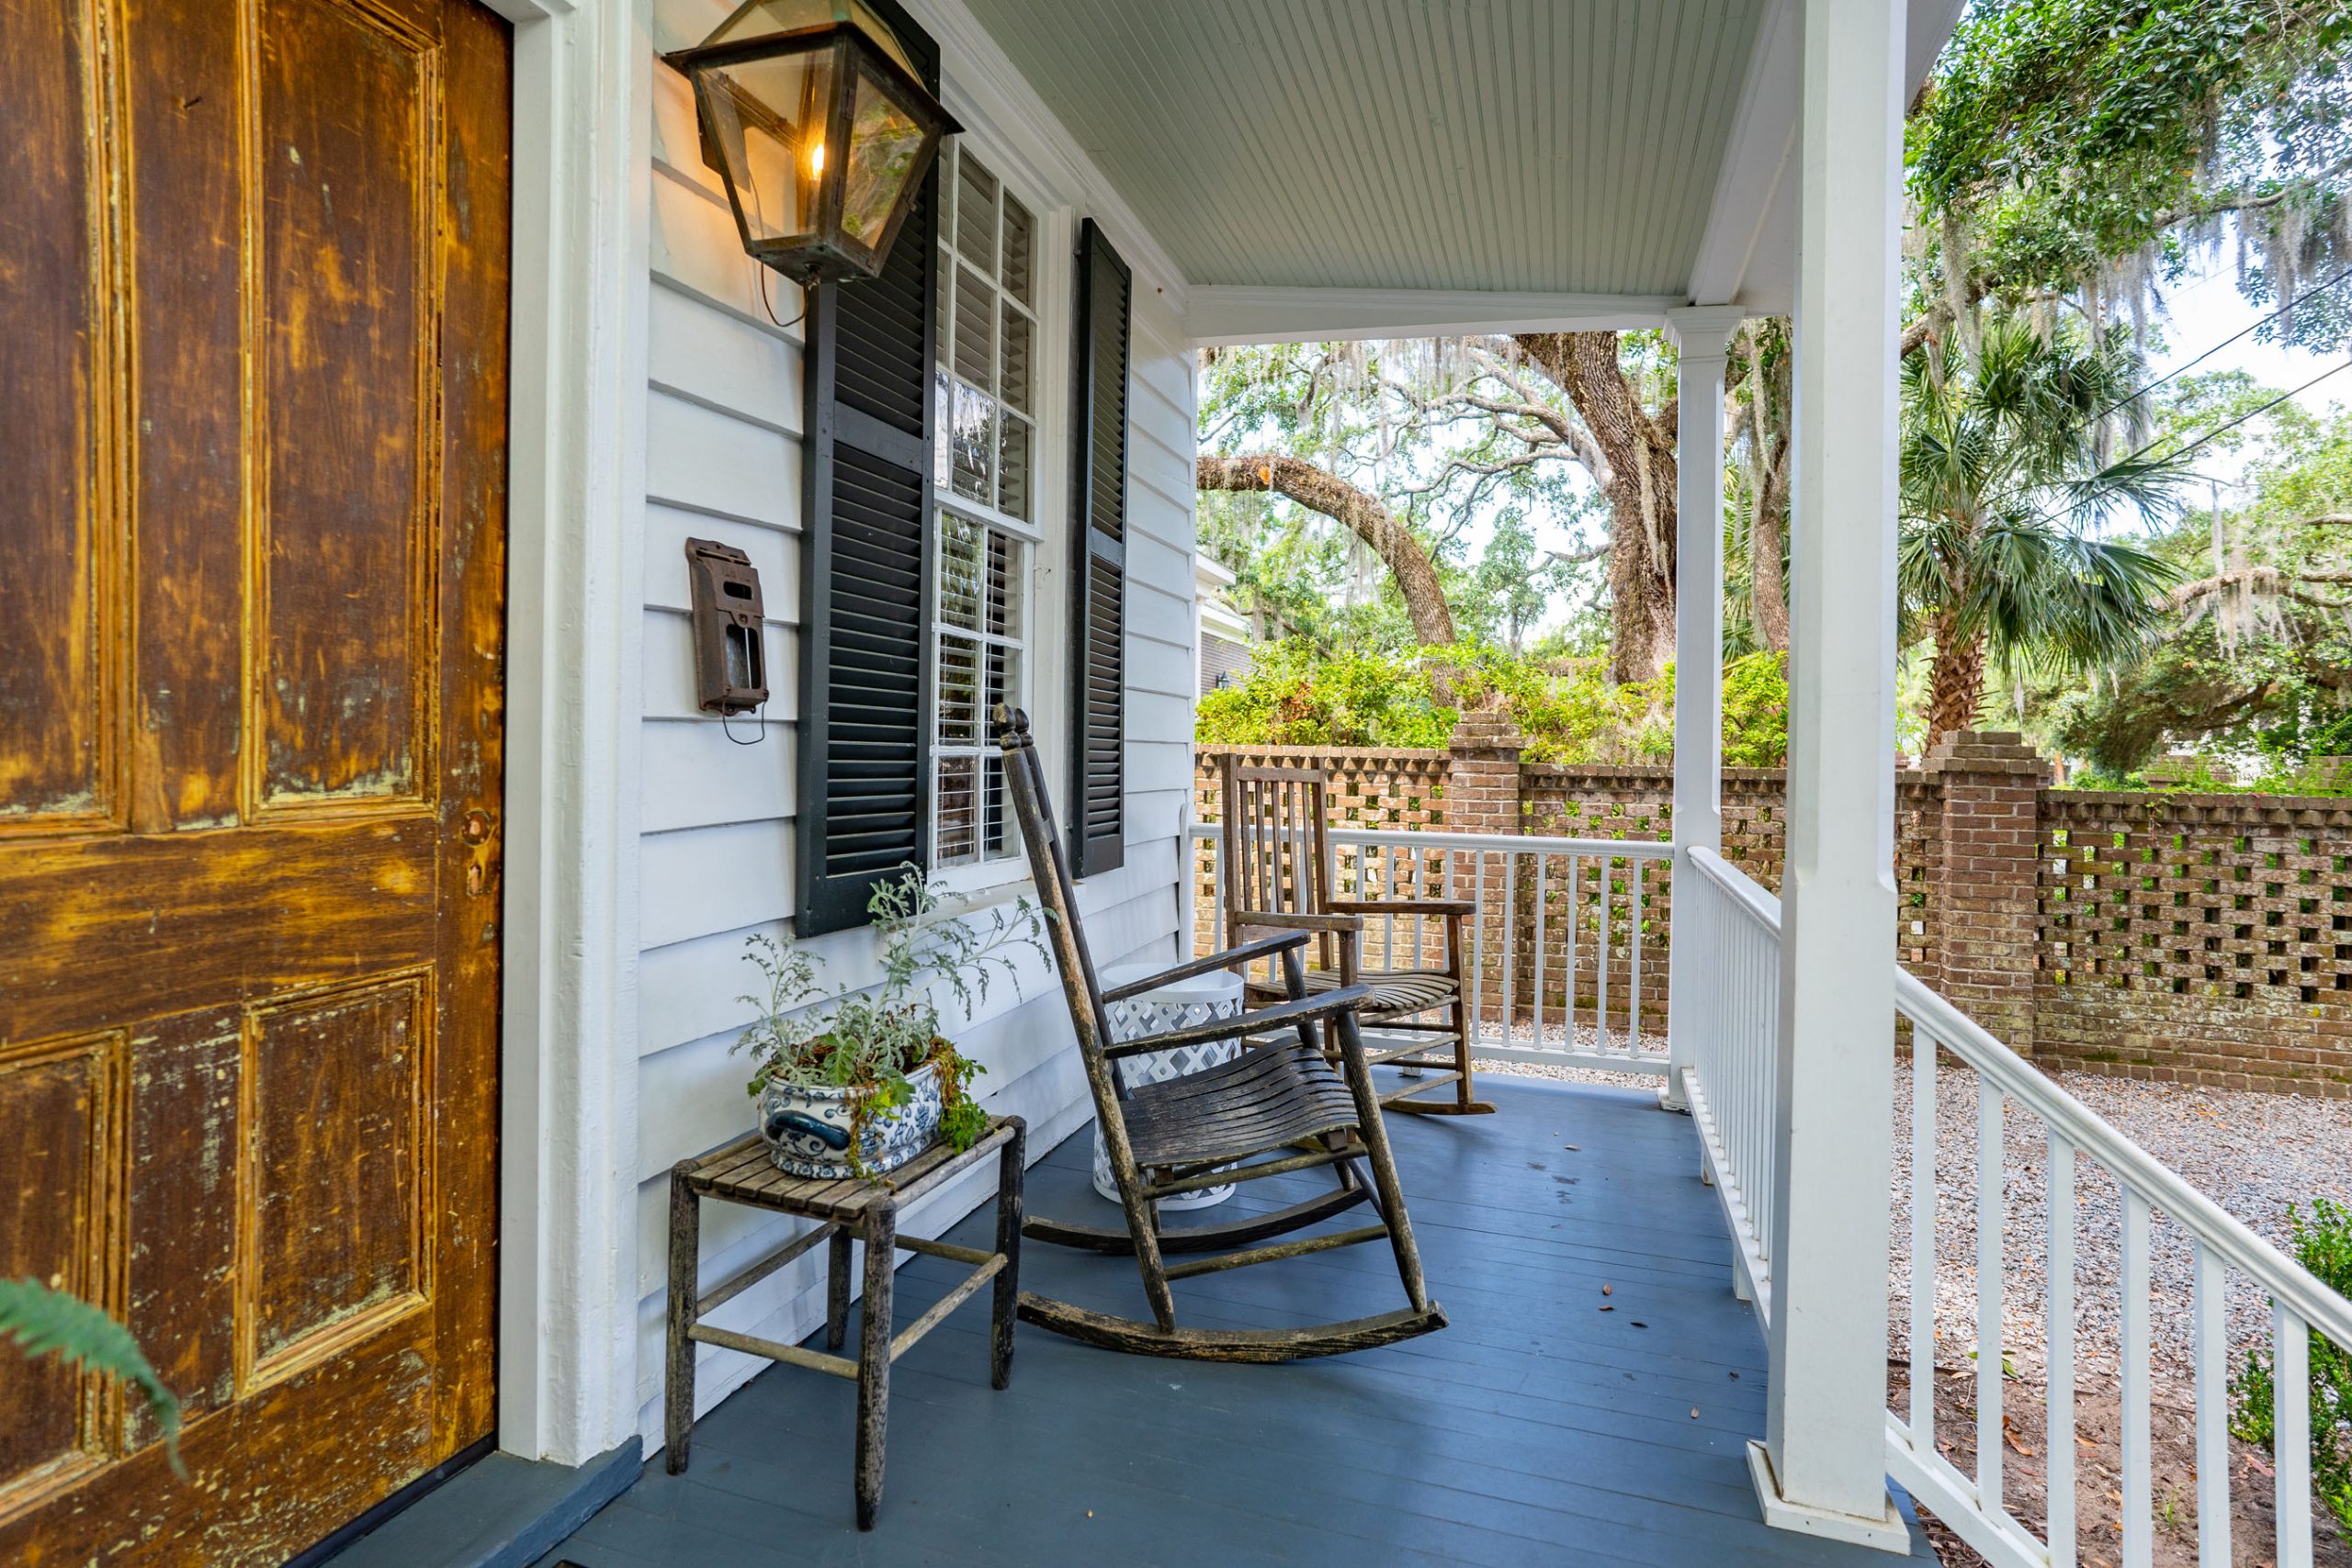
[992,707,1445,1361]
[1216,759,1496,1115]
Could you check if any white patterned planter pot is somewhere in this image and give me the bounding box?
[760,1060,943,1179]
[1092,966,1244,1210]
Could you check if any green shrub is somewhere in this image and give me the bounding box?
[1195,641,1455,749]
[1194,639,1791,769]
[2229,1198,2352,1534]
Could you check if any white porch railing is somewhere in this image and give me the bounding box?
[1678,848,1781,1315]
[1185,823,1675,1077]
[1681,847,2352,1568]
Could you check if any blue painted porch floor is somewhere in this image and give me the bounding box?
[540,1074,1933,1567]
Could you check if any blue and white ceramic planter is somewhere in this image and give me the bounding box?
[759,1059,944,1179]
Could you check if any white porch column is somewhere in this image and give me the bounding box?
[1751,0,1907,1551]
[1661,306,1747,1113]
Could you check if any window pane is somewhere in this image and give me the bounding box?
[932,369,952,488]
[937,511,981,631]
[984,526,1022,638]
[953,265,993,392]
[937,633,980,746]
[983,645,1019,858]
[999,304,1031,414]
[949,380,993,503]
[1001,196,1034,305]
[936,753,978,867]
[997,414,1031,522]
[954,152,998,271]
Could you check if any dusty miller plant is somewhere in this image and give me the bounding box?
[734,866,1045,1164]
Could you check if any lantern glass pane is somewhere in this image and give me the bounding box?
[700,48,832,245]
[706,0,918,79]
[840,67,925,252]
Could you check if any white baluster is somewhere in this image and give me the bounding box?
[1532,856,1547,1048]
[1978,1078,2004,1517]
[1500,851,1517,1048]
[1471,853,1487,1038]
[2191,1239,2229,1567]
[2047,1134,2076,1568]
[1909,1026,1936,1443]
[1566,855,1581,1044]
[1596,860,1611,1055]
[2275,1300,2312,1568]
[1629,857,1644,1058]
[2121,1188,2152,1568]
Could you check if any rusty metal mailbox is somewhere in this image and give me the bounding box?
[684,537,768,715]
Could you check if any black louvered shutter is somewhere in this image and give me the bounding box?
[1069,220,1131,879]
[796,2,940,936]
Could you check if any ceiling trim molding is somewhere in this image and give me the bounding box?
[1687,0,1798,308]
[1187,286,1683,347]
[906,0,1192,312]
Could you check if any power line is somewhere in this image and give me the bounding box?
[2154,355,2352,468]
[2091,259,2352,427]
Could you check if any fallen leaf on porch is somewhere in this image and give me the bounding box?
[1691,1408,1701,1419]
[1728,1371,1739,1380]
[2077,1433,2097,1450]
[1564,1145,1578,1151]
[1601,1282,1611,1295]
[1631,1320,1648,1329]
[1599,1304,1614,1312]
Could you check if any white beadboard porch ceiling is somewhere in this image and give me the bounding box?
[944,0,1967,341]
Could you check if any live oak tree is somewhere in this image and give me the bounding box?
[1905,0,2352,357]
[1196,333,1692,682]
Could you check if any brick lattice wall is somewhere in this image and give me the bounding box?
[1190,732,2352,1097]
[2037,791,2352,1096]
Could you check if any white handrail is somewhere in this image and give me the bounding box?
[1185,821,1673,1077]
[1678,846,2349,1568]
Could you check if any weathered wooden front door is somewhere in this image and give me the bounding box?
[0,0,510,1560]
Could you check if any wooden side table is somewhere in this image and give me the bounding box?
[664,1116,1024,1529]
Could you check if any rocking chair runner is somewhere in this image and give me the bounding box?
[1216,759,1496,1115]
[992,706,1445,1361]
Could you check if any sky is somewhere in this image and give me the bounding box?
[2142,258,2352,491]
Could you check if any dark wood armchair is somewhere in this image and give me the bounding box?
[1217,758,1495,1115]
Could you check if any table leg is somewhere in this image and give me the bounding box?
[663,1162,700,1474]
[854,1203,896,1530]
[826,1224,853,1352]
[991,1120,1024,1390]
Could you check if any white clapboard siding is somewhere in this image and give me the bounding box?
[641,611,800,725]
[641,818,796,951]
[630,21,1200,1445]
[648,285,804,436]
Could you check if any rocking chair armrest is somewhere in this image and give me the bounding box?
[1101,932,1313,1002]
[1327,897,1475,918]
[1102,984,1374,1058]
[1228,908,1365,935]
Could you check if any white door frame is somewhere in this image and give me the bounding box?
[484,0,650,1466]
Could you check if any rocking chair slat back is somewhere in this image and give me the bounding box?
[1219,762,1337,970]
[991,709,1125,1100]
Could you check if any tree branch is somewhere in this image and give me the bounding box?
[1196,453,1458,647]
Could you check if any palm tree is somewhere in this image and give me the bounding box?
[1900,314,2188,744]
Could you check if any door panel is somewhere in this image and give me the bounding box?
[0,0,510,1560]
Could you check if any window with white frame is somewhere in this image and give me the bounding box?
[932,141,1040,869]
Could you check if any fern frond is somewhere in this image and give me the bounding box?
[0,1278,184,1477]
